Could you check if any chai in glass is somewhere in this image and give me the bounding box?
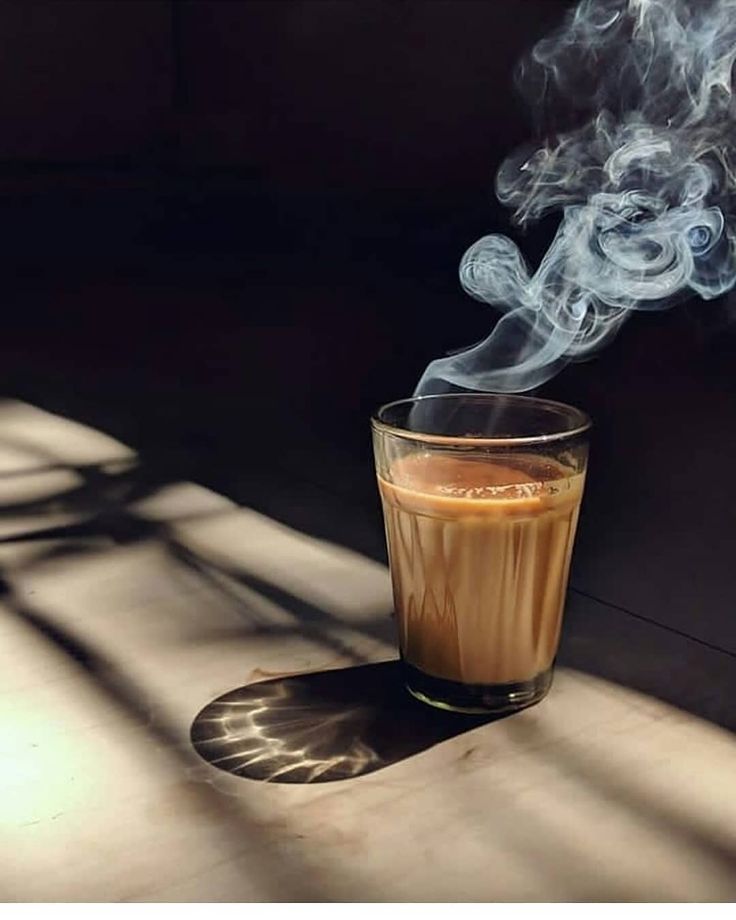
[372,395,589,713]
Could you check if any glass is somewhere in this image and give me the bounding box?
[372,393,590,715]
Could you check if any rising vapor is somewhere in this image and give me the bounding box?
[416,0,736,394]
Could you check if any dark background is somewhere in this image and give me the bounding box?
[3,1,735,674]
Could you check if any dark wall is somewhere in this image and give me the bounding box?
[1,0,569,436]
[0,1,170,164]
[173,0,552,189]
[0,1,557,183]
[2,1,735,656]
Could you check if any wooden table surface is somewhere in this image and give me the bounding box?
[1,400,735,902]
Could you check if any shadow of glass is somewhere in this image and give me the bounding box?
[191,659,499,783]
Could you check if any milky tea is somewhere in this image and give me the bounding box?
[377,451,585,710]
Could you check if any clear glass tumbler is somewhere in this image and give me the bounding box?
[372,393,590,714]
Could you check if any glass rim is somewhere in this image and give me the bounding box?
[371,392,592,447]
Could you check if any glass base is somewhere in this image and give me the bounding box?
[403,661,554,715]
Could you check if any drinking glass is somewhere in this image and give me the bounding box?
[372,393,590,714]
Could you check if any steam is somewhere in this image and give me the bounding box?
[415,0,736,395]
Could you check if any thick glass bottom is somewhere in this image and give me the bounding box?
[403,660,554,715]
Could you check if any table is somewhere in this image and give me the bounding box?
[1,400,735,902]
